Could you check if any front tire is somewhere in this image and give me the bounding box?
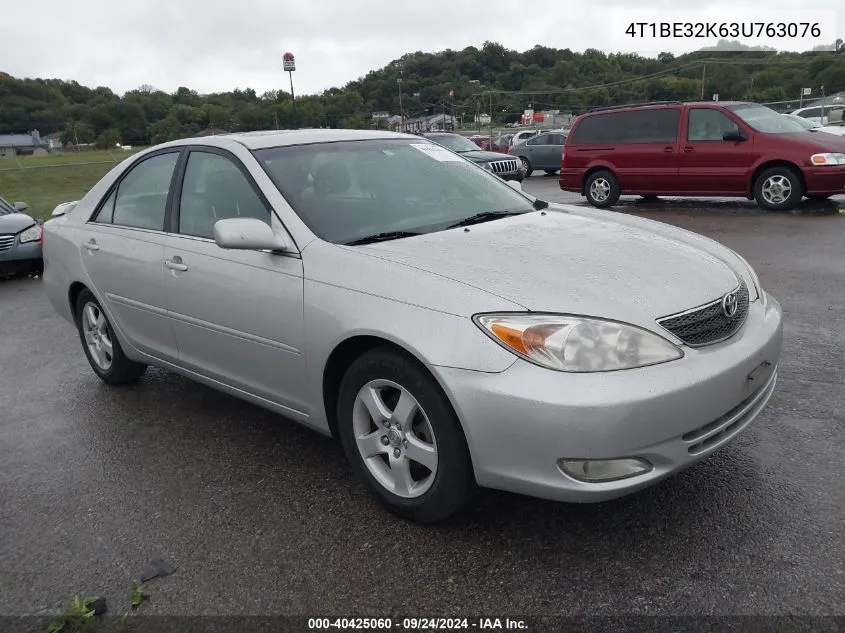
[753,166,804,211]
[336,347,476,523]
[585,169,621,208]
[75,289,147,385]
[518,156,533,178]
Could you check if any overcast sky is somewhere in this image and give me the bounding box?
[4,0,842,96]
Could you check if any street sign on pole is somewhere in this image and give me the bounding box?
[712,93,719,101]
[283,52,297,128]
[802,87,812,96]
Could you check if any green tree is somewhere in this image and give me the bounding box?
[95,127,121,149]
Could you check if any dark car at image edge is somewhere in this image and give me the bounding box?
[0,195,43,277]
[560,100,845,210]
[420,132,523,181]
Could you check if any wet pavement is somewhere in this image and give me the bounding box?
[1,178,844,618]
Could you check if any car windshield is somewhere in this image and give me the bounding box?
[0,195,16,216]
[727,104,808,134]
[254,138,536,244]
[425,134,481,153]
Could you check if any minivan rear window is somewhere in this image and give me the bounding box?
[570,108,680,144]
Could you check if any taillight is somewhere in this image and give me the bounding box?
[39,224,45,246]
[561,148,566,167]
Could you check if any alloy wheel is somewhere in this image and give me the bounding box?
[761,175,792,205]
[590,177,611,202]
[352,379,438,498]
[81,302,113,371]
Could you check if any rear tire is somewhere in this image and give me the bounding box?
[75,289,147,385]
[753,166,804,211]
[336,347,476,523]
[585,170,621,208]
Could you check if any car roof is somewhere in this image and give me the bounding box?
[586,101,752,116]
[157,128,423,151]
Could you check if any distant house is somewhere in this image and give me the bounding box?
[0,130,49,158]
[44,132,63,150]
[401,113,459,133]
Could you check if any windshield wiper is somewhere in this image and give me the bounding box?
[446,210,531,229]
[344,231,422,245]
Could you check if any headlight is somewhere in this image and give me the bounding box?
[480,162,493,171]
[19,224,42,244]
[473,313,683,372]
[731,251,763,302]
[810,153,845,165]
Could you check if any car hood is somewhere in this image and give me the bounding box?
[352,206,743,328]
[788,130,845,150]
[0,212,36,234]
[457,150,513,162]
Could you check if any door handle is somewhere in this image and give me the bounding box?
[663,146,674,153]
[164,257,188,272]
[83,239,99,251]
[683,146,695,153]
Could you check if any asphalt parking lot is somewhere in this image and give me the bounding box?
[1,176,844,621]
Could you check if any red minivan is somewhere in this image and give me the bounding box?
[560,101,845,210]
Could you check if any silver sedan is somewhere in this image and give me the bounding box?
[43,129,783,523]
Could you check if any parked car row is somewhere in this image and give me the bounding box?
[560,100,845,210]
[419,132,523,181]
[42,127,783,523]
[0,195,43,277]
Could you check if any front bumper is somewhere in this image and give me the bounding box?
[432,295,783,503]
[803,165,845,195]
[0,239,42,274]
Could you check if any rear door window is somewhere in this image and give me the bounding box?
[109,152,179,230]
[571,108,679,143]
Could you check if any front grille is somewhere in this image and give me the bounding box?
[656,281,749,347]
[488,159,519,175]
[0,234,15,253]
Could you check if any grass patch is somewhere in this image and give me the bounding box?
[0,148,147,222]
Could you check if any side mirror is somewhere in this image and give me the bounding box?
[14,201,28,212]
[51,201,77,217]
[723,130,747,142]
[213,217,291,252]
[506,179,523,192]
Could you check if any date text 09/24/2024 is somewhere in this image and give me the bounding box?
[307,618,528,630]
[625,21,822,38]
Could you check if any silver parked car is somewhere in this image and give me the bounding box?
[43,129,783,523]
[0,195,42,276]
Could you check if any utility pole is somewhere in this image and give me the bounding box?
[397,60,404,131]
[700,64,706,100]
[489,92,494,150]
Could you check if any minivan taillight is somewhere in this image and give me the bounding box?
[561,148,566,168]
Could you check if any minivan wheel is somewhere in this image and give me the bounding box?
[753,166,804,211]
[519,156,533,178]
[336,347,476,523]
[74,289,147,385]
[585,170,621,208]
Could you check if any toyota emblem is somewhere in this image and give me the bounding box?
[721,291,739,318]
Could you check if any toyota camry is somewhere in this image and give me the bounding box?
[42,129,783,523]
